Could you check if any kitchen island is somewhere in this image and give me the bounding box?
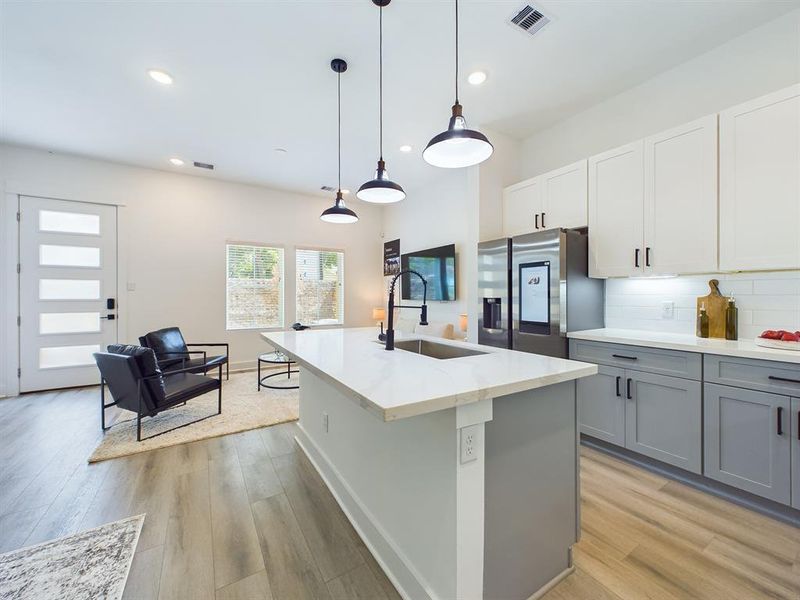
[262,327,597,600]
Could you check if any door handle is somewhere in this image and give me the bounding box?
[635,248,640,268]
[615,375,621,397]
[101,315,116,320]
[645,247,651,267]
[626,378,633,400]
[777,406,783,436]
[768,375,800,385]
[541,212,546,228]
[535,213,539,229]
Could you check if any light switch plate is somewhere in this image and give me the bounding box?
[661,301,675,319]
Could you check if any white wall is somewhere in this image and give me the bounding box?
[477,129,521,243]
[519,9,800,179]
[606,272,800,340]
[381,170,476,337]
[0,144,383,395]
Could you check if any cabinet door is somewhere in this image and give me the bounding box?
[625,371,702,473]
[577,365,625,446]
[541,160,588,230]
[644,115,718,275]
[588,141,644,278]
[503,178,543,237]
[704,383,791,504]
[719,84,800,271]
[792,398,800,509]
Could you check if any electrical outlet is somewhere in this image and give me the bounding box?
[460,425,479,464]
[661,301,675,319]
[322,412,329,433]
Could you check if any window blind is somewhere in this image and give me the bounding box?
[296,248,344,326]
[226,244,284,330]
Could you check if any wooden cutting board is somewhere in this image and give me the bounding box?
[696,279,727,339]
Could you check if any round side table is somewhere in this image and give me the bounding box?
[257,351,299,390]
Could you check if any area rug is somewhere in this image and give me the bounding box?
[88,370,299,463]
[0,514,144,600]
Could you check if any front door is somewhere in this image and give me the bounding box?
[18,196,118,392]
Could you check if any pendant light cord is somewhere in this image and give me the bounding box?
[454,0,459,104]
[337,69,342,193]
[379,4,384,161]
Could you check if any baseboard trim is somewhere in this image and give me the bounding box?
[582,436,800,528]
[294,426,439,600]
[527,566,574,600]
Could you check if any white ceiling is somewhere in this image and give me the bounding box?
[1,0,797,197]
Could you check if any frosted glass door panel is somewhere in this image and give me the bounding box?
[39,210,100,235]
[39,344,101,369]
[39,312,101,335]
[39,279,101,300]
[39,244,100,267]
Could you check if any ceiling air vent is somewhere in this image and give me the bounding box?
[509,5,550,36]
[193,161,214,170]
[320,185,336,192]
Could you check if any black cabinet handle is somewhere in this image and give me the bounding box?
[541,212,546,228]
[615,376,621,397]
[626,378,633,400]
[769,375,800,385]
[635,248,640,268]
[777,406,784,436]
[535,213,539,229]
[612,354,638,361]
[645,247,651,267]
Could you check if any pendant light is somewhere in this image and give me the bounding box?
[321,58,359,224]
[357,0,405,204]
[423,0,493,169]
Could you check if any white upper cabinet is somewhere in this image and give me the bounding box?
[502,177,543,237]
[644,115,718,275]
[719,84,800,271]
[541,160,588,230]
[588,141,645,278]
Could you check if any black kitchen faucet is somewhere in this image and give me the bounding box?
[383,270,428,350]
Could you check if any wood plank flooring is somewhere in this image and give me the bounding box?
[0,385,797,600]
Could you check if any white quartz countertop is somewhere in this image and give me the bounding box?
[262,327,597,421]
[568,328,800,364]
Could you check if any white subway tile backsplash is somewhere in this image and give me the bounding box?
[605,271,800,337]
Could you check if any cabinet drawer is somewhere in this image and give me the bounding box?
[569,340,701,380]
[704,355,800,396]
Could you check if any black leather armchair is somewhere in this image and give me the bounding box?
[139,327,229,380]
[95,344,222,441]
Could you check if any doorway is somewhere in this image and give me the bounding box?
[18,195,118,392]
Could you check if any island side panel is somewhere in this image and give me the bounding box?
[296,370,458,600]
[483,380,579,600]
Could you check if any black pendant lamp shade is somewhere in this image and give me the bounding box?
[357,0,406,204]
[321,58,358,224]
[423,0,493,169]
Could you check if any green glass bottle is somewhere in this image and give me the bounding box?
[725,296,738,341]
[697,302,709,338]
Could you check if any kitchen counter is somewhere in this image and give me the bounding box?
[568,328,800,364]
[260,327,597,600]
[263,327,597,421]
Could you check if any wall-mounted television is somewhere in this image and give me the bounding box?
[401,244,456,301]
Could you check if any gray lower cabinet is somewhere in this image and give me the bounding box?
[626,371,702,473]
[704,383,791,505]
[793,398,800,509]
[577,365,625,446]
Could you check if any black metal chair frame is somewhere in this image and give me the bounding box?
[101,362,223,442]
[156,343,230,381]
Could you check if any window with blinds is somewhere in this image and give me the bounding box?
[296,248,344,326]
[226,244,284,330]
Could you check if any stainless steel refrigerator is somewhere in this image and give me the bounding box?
[478,229,604,358]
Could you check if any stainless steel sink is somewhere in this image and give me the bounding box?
[392,339,488,360]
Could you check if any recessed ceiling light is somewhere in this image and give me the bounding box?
[468,71,487,86]
[274,148,288,154]
[399,145,413,153]
[169,157,184,166]
[147,69,174,85]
